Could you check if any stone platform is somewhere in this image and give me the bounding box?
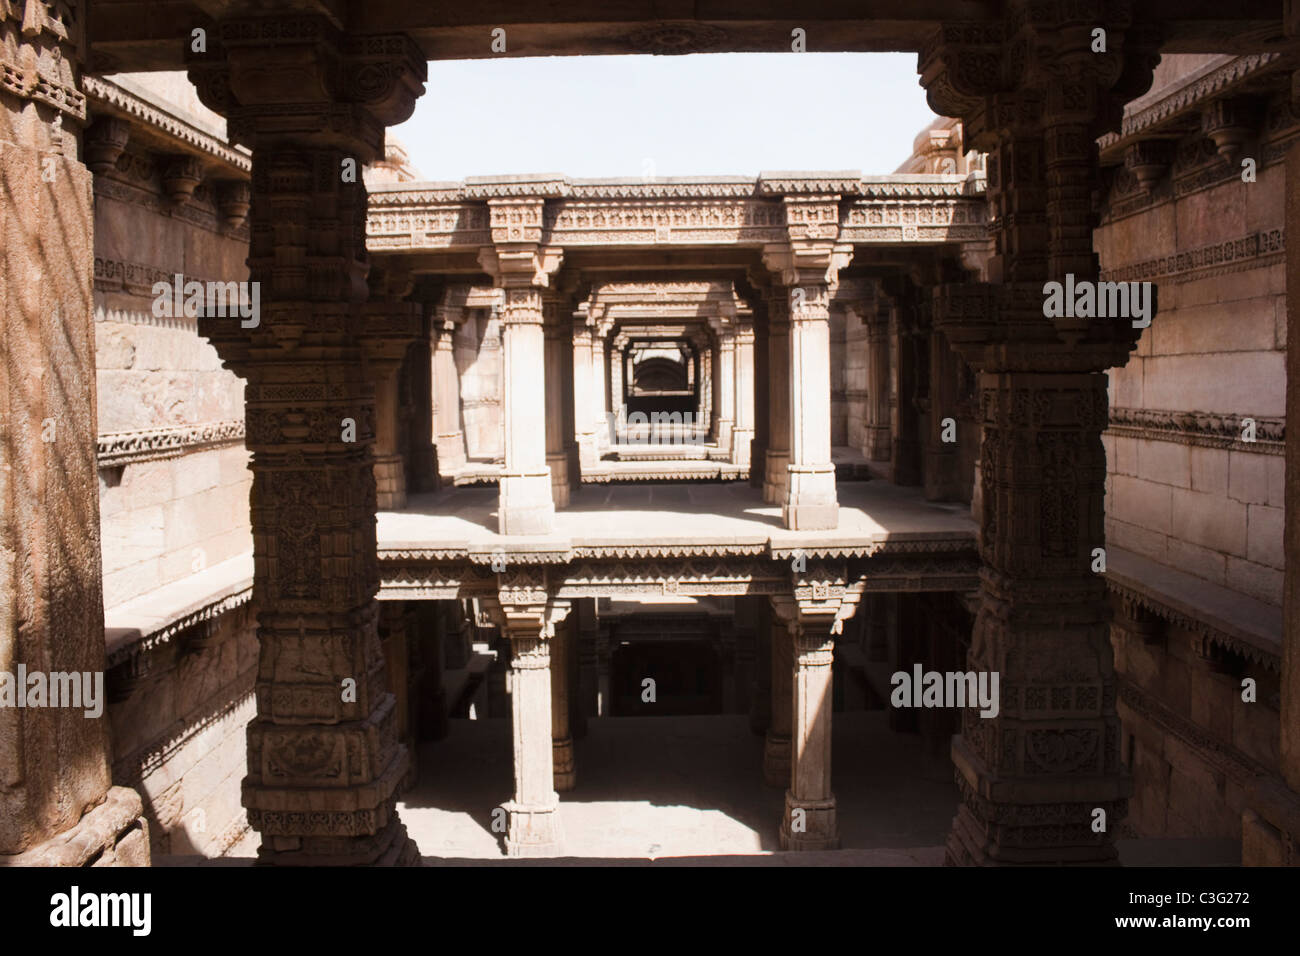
[376,480,979,600]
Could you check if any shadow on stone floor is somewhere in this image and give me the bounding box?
[396,710,959,860]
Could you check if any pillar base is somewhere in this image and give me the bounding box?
[255,815,421,866]
[763,731,791,787]
[780,792,839,850]
[435,433,466,478]
[945,735,1128,866]
[764,450,790,504]
[499,470,555,535]
[783,465,839,530]
[865,427,891,462]
[553,737,576,792]
[0,786,150,866]
[547,452,571,509]
[505,799,561,857]
[374,453,407,510]
[730,427,754,467]
[577,432,600,473]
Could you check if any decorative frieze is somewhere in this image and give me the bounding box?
[1097,54,1283,155]
[1106,579,1281,673]
[97,420,246,467]
[1107,406,1284,455]
[84,75,252,172]
[367,176,987,252]
[1099,229,1284,285]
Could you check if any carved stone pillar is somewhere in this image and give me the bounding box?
[763,613,792,787]
[783,619,838,850]
[773,570,857,850]
[750,597,772,734]
[591,311,611,451]
[764,201,849,529]
[488,578,563,857]
[610,333,627,428]
[550,601,576,791]
[925,325,965,501]
[360,301,420,510]
[572,316,598,472]
[479,223,562,535]
[732,321,756,467]
[0,0,149,866]
[919,7,1159,865]
[864,304,892,462]
[431,301,467,479]
[713,321,736,455]
[188,15,426,865]
[783,279,839,528]
[763,291,791,504]
[543,298,572,508]
[885,280,924,486]
[750,307,770,489]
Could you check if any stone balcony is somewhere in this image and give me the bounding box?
[376,479,979,602]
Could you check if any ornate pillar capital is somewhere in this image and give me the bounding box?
[187,16,426,161]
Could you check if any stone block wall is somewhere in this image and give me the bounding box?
[1098,160,1286,606]
[90,73,258,856]
[1114,619,1281,839]
[108,604,258,857]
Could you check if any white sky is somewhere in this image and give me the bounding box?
[391,52,936,181]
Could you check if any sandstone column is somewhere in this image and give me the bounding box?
[864,304,892,463]
[489,578,563,857]
[750,305,770,490]
[431,298,467,479]
[480,220,562,535]
[610,333,627,433]
[188,15,426,864]
[361,300,420,510]
[763,290,792,504]
[544,297,572,508]
[920,10,1159,864]
[0,0,148,866]
[885,281,924,487]
[763,613,792,787]
[713,320,736,455]
[783,278,839,529]
[783,618,838,850]
[550,602,576,791]
[773,571,856,850]
[572,315,598,472]
[731,320,756,468]
[591,310,612,451]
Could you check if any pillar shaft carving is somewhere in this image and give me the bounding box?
[918,4,1159,865]
[187,16,426,865]
[432,299,467,477]
[487,576,564,857]
[763,290,791,505]
[773,572,858,851]
[731,322,756,468]
[479,235,563,534]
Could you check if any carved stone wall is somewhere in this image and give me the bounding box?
[1098,125,1288,607]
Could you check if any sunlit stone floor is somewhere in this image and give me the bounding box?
[396,711,956,862]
